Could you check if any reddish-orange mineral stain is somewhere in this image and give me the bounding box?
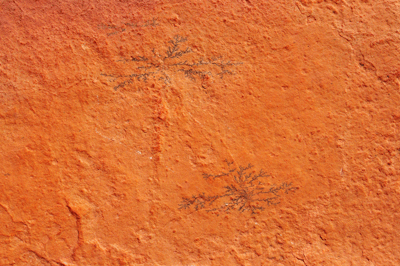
[1,0,400,265]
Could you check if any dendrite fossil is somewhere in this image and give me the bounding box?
[179,160,298,215]
[98,18,159,36]
[101,35,242,90]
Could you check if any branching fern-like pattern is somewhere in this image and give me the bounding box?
[101,35,242,90]
[98,18,159,36]
[179,161,298,215]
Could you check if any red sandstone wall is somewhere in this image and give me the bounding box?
[1,0,400,265]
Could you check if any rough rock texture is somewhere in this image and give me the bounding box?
[1,0,400,265]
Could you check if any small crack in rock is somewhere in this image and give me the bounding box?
[66,203,84,262]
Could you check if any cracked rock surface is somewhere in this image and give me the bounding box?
[1,0,400,265]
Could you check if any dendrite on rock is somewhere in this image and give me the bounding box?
[101,35,242,90]
[179,161,298,215]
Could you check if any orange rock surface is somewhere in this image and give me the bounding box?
[1,0,400,265]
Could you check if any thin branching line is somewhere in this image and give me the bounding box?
[179,160,298,215]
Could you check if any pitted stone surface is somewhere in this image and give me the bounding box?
[1,1,400,265]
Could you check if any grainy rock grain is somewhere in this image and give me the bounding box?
[1,0,399,265]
